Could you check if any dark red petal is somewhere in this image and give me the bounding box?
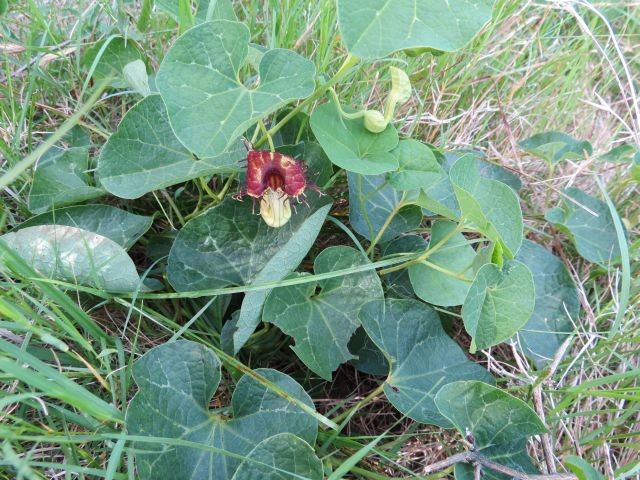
[245,150,307,198]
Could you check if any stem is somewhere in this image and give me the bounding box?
[253,54,360,149]
[328,87,365,120]
[421,259,472,282]
[258,120,275,151]
[379,220,466,275]
[421,450,576,480]
[199,177,217,199]
[331,383,385,425]
[365,201,405,257]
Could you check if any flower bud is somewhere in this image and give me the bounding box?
[363,109,387,133]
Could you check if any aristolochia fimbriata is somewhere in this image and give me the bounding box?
[244,150,307,228]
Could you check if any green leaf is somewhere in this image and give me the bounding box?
[123,59,151,94]
[97,95,244,199]
[15,205,153,249]
[443,151,522,192]
[233,200,332,353]
[435,381,546,480]
[564,456,605,480]
[359,299,494,426]
[0,225,141,292]
[28,147,104,214]
[337,0,495,59]
[310,101,399,175]
[388,140,446,191]
[263,246,383,380]
[156,0,237,23]
[449,154,523,257]
[518,131,592,164]
[409,221,477,306]
[462,260,535,351]
[231,433,323,480]
[156,21,316,158]
[126,340,318,480]
[382,234,427,298]
[597,143,637,164]
[83,37,144,88]
[515,240,580,367]
[348,173,422,243]
[544,187,624,265]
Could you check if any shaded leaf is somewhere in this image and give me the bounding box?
[597,143,637,164]
[0,225,141,292]
[564,456,605,480]
[231,433,323,480]
[462,260,534,351]
[16,205,153,249]
[126,341,318,480]
[519,132,592,164]
[83,37,144,88]
[28,147,104,214]
[348,327,388,376]
[435,381,546,480]
[156,20,316,157]
[348,173,422,243]
[450,154,523,257]
[337,0,495,59]
[98,95,244,199]
[409,220,476,307]
[263,246,383,380]
[544,188,623,265]
[359,299,494,426]
[310,101,399,175]
[515,240,580,367]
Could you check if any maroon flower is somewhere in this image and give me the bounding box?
[245,150,307,227]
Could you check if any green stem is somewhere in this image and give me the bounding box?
[379,220,466,275]
[258,120,275,151]
[421,259,472,282]
[253,54,360,149]
[328,87,365,120]
[331,383,385,425]
[365,201,405,257]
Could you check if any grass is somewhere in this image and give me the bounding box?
[1,0,639,478]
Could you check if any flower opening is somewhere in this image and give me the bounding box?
[245,150,307,228]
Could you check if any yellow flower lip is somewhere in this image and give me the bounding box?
[259,187,292,228]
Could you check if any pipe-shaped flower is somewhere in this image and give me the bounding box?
[246,150,307,228]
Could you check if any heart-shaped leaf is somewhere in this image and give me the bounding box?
[263,246,383,380]
[382,234,427,298]
[231,433,323,480]
[443,151,522,192]
[409,220,477,307]
[515,240,580,367]
[337,0,495,59]
[126,340,318,480]
[83,37,145,88]
[388,140,445,191]
[156,20,316,158]
[1,225,141,292]
[310,101,399,175]
[435,381,546,480]
[233,199,332,353]
[97,95,244,199]
[16,205,153,249]
[28,147,104,214]
[462,260,534,351]
[359,299,494,426]
[450,154,523,258]
[519,132,592,164]
[348,172,422,243]
[544,188,623,265]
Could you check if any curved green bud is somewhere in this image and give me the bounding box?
[389,66,411,104]
[363,109,387,133]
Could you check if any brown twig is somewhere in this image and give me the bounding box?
[421,450,577,480]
